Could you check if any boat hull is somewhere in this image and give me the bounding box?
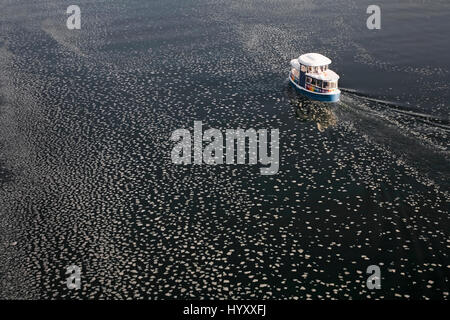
[289,76,340,102]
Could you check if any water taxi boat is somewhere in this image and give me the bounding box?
[289,53,340,102]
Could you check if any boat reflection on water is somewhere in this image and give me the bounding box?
[289,91,337,132]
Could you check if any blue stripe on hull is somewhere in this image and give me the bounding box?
[289,80,340,102]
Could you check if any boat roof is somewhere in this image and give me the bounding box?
[290,59,300,70]
[298,53,332,67]
[308,69,340,81]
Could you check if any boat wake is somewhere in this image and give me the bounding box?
[287,84,449,189]
[335,89,449,189]
[340,88,450,131]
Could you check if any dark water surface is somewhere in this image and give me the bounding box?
[0,0,448,299]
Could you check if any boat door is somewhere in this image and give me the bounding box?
[299,64,306,87]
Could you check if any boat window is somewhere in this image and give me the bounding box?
[306,77,312,84]
[307,67,312,73]
[312,78,317,86]
[323,81,329,88]
[301,65,307,72]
